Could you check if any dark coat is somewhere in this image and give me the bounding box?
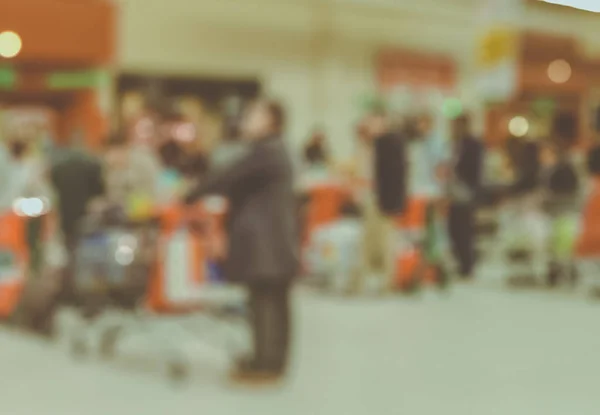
[510,140,541,196]
[587,144,600,175]
[373,132,407,215]
[50,150,105,239]
[452,135,484,204]
[185,137,299,284]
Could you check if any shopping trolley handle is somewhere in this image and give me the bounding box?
[78,210,162,236]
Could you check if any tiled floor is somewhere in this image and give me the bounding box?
[2,283,600,415]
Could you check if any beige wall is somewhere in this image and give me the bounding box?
[116,0,600,160]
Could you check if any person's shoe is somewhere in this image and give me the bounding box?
[229,360,284,386]
[547,263,560,288]
[458,272,474,281]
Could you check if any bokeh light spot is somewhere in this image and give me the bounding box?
[0,31,22,59]
[547,59,572,84]
[509,116,529,138]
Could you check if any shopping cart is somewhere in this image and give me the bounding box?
[67,201,249,382]
[497,198,550,288]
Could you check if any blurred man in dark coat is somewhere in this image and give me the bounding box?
[184,99,298,382]
[447,114,484,280]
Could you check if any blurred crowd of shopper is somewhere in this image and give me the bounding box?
[0,93,594,384]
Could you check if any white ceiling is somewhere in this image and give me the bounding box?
[115,0,600,71]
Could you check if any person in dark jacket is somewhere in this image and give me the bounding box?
[374,118,408,216]
[50,142,105,303]
[509,138,541,196]
[587,135,600,175]
[184,99,298,382]
[542,133,582,287]
[447,114,484,279]
[358,109,407,293]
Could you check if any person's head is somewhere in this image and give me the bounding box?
[362,110,389,141]
[451,114,471,141]
[241,99,285,141]
[305,129,328,165]
[552,112,577,144]
[356,120,369,143]
[401,116,420,139]
[309,129,326,146]
[104,134,130,169]
[157,139,185,170]
[541,142,558,167]
[7,138,28,160]
[588,141,600,176]
[416,113,434,138]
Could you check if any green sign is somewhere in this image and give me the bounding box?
[47,70,108,90]
[0,67,16,89]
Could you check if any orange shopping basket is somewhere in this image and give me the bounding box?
[0,212,28,318]
[147,200,228,313]
[303,182,352,243]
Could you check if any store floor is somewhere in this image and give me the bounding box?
[1,283,600,415]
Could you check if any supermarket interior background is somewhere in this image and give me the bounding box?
[2,0,600,414]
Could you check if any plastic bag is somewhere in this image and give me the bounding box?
[549,214,579,261]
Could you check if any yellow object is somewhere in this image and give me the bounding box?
[477,27,518,68]
[127,193,154,220]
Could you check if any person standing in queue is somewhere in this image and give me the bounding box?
[447,114,484,280]
[183,99,298,383]
[50,134,105,304]
[358,108,407,293]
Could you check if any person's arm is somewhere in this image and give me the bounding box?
[184,145,279,205]
[90,160,106,199]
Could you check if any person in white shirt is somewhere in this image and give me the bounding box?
[408,113,449,202]
[0,135,54,276]
[0,137,52,211]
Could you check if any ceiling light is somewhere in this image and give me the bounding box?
[509,116,529,138]
[0,31,22,59]
[547,59,572,84]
